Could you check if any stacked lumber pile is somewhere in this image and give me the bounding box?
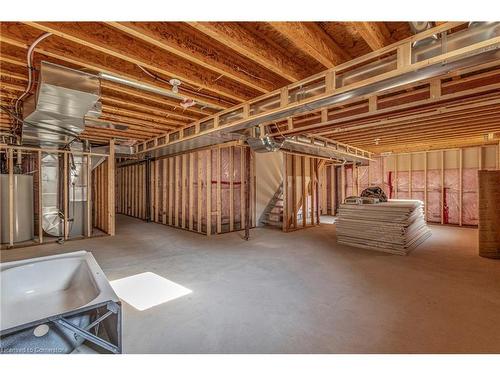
[336,199,431,255]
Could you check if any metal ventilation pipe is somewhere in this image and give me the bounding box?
[409,22,439,48]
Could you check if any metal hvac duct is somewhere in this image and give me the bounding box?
[246,136,283,153]
[22,61,101,147]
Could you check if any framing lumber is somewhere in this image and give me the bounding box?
[37,150,43,243]
[8,148,14,247]
[107,22,281,93]
[269,22,350,68]
[107,140,115,235]
[206,149,212,236]
[63,153,69,240]
[188,22,307,81]
[137,23,497,155]
[353,22,392,51]
[24,22,256,103]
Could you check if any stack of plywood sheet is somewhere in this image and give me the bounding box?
[336,199,431,255]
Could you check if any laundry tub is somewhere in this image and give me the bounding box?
[0,251,122,354]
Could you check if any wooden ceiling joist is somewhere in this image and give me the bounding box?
[268,22,351,68]
[353,22,392,51]
[188,22,309,82]
[24,22,260,103]
[0,24,233,109]
[106,22,287,94]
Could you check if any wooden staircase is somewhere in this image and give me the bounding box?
[260,183,284,228]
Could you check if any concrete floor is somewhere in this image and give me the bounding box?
[2,214,499,353]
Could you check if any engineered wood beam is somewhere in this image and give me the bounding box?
[353,22,392,51]
[107,22,282,93]
[269,22,350,68]
[188,22,306,82]
[24,22,257,103]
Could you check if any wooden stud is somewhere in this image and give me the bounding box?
[206,149,212,236]
[310,157,314,226]
[301,156,306,227]
[325,70,336,92]
[189,153,194,231]
[175,156,180,227]
[341,164,346,204]
[86,153,92,237]
[441,150,444,225]
[395,156,398,199]
[430,79,441,99]
[321,108,328,123]
[181,154,187,228]
[409,155,413,198]
[280,87,289,107]
[240,147,245,230]
[244,146,252,239]
[292,155,297,229]
[216,148,222,234]
[169,157,174,225]
[251,150,256,227]
[155,160,160,222]
[368,96,377,112]
[331,165,336,215]
[38,150,43,243]
[229,147,234,232]
[355,165,360,196]
[459,148,463,226]
[315,159,320,225]
[8,149,14,247]
[283,153,288,232]
[498,141,500,169]
[163,159,167,224]
[397,42,412,68]
[424,151,428,221]
[197,152,202,232]
[63,153,69,240]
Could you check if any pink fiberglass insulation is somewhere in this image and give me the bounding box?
[383,158,393,198]
[444,168,460,224]
[345,166,353,197]
[411,170,425,192]
[463,168,478,225]
[396,171,409,199]
[411,170,425,203]
[369,157,383,186]
[358,166,369,192]
[426,169,441,223]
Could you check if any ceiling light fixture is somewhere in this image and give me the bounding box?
[169,78,181,94]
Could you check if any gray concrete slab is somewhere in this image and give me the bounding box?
[1,215,499,353]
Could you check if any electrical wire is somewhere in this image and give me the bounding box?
[14,32,52,116]
[136,64,234,105]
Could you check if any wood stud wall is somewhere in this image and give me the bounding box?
[115,144,255,236]
[282,153,321,232]
[320,144,500,227]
